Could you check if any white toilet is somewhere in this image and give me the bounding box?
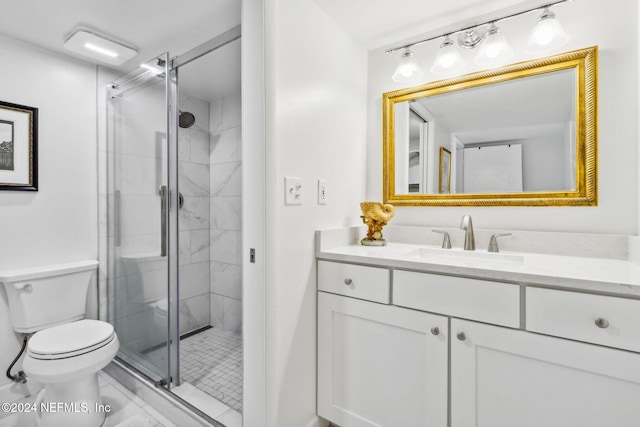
[1,260,119,427]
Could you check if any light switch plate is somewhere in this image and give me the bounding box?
[318,179,327,205]
[285,176,303,205]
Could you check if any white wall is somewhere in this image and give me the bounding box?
[0,35,98,388]
[241,0,267,423]
[367,0,639,235]
[264,0,368,424]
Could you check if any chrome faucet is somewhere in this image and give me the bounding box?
[460,215,475,251]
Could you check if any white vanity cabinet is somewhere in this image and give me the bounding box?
[317,264,448,427]
[450,317,640,427]
[317,259,640,427]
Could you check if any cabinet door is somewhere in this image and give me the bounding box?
[451,319,640,427]
[318,292,448,427]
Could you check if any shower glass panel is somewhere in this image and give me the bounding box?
[106,53,179,387]
[105,28,242,422]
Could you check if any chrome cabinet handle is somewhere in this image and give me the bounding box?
[457,332,466,341]
[431,327,440,336]
[344,278,353,285]
[595,317,610,329]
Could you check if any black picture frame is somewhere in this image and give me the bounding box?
[0,100,38,191]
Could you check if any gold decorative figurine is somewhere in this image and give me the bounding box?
[360,202,395,246]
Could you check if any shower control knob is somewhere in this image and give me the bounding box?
[457,332,466,341]
[344,278,353,285]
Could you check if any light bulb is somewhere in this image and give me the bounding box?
[392,48,424,83]
[474,23,513,66]
[431,36,466,75]
[525,7,569,52]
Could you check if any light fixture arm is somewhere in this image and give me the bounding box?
[384,0,568,54]
[458,28,488,49]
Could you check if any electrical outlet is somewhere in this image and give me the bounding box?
[284,176,303,205]
[318,179,327,205]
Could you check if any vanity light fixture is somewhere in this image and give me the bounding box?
[391,48,424,83]
[386,0,569,80]
[474,22,514,66]
[64,29,137,66]
[525,6,570,52]
[430,35,466,75]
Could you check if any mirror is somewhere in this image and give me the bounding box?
[383,46,597,206]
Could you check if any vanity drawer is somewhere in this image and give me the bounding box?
[318,261,390,304]
[393,270,520,328]
[527,287,640,352]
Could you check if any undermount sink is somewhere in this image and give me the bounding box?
[405,247,525,264]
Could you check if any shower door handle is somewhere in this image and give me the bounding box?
[114,190,121,247]
[159,185,168,257]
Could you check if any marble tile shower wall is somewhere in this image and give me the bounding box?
[209,91,242,332]
[178,94,212,335]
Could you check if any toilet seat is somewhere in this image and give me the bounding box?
[28,319,115,360]
[23,320,119,384]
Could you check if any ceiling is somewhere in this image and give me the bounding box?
[0,0,240,72]
[0,0,241,101]
[0,0,556,100]
[1,0,562,66]
[310,0,559,49]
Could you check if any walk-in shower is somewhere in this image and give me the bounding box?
[105,26,243,424]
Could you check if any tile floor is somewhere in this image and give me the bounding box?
[0,373,177,427]
[0,370,242,427]
[179,327,243,413]
[0,328,244,427]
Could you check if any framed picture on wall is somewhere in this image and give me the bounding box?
[439,147,451,194]
[0,101,38,191]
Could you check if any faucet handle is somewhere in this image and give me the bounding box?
[488,233,511,253]
[433,230,452,249]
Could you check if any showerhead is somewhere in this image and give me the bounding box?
[179,111,196,128]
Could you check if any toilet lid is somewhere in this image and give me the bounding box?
[28,319,115,360]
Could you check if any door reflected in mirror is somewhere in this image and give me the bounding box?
[383,47,597,207]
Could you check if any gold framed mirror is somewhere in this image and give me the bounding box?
[383,46,597,207]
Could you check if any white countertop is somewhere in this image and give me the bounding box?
[317,242,640,298]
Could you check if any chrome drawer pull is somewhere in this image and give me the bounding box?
[431,327,440,336]
[344,278,353,285]
[594,317,610,329]
[457,332,466,341]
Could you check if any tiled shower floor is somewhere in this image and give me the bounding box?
[179,327,243,413]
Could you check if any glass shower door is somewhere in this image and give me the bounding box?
[106,53,180,388]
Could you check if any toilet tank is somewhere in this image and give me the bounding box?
[0,260,99,333]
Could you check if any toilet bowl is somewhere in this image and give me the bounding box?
[1,260,119,427]
[24,320,119,427]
